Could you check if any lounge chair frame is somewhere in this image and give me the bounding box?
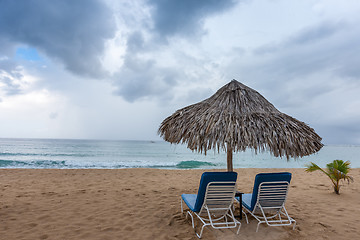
[242,181,296,232]
[181,181,241,238]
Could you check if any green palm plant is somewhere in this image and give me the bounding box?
[305,160,354,194]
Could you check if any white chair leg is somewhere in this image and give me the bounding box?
[186,211,195,228]
[256,222,261,232]
[236,221,241,234]
[196,224,206,239]
[242,210,249,224]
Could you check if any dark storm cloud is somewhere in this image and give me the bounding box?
[0,38,16,57]
[113,54,179,102]
[127,31,146,53]
[112,0,238,102]
[290,22,341,46]
[254,22,343,55]
[148,0,237,40]
[240,21,360,91]
[0,0,116,78]
[226,20,360,144]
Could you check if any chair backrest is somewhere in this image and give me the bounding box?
[250,172,291,210]
[193,172,238,212]
[199,181,237,216]
[257,181,289,209]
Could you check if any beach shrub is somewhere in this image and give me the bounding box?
[305,160,354,194]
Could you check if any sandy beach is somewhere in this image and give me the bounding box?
[0,168,359,240]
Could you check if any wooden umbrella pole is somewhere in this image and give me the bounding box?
[227,147,233,172]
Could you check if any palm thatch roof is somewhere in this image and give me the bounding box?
[158,79,323,160]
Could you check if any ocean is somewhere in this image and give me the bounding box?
[0,138,359,169]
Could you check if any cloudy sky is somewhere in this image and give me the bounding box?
[0,0,359,145]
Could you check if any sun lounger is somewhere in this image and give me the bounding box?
[181,172,240,238]
[236,172,296,232]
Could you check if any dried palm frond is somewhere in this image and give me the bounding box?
[159,80,323,160]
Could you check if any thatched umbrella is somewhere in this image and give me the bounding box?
[158,79,323,172]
